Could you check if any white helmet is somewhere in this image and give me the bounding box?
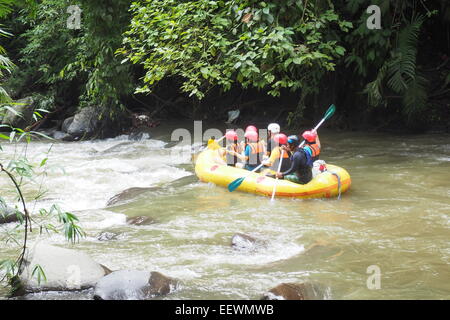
[267,123,280,134]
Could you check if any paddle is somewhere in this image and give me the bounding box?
[227,162,265,192]
[270,150,285,201]
[227,104,336,193]
[298,104,335,148]
[223,149,247,161]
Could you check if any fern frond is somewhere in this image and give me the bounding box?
[402,73,428,118]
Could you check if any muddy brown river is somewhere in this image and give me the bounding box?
[1,122,449,299]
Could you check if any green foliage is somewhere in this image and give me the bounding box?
[9,0,134,115]
[0,104,85,289]
[363,14,429,121]
[0,0,15,103]
[120,0,351,99]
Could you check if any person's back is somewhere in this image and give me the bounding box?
[243,130,264,171]
[275,135,313,185]
[302,130,321,165]
[263,133,291,172]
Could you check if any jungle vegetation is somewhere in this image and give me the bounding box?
[0,0,449,132]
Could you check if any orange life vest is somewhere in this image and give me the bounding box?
[304,142,320,162]
[247,142,265,166]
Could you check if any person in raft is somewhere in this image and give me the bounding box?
[219,130,245,168]
[275,135,313,184]
[301,129,321,163]
[240,125,265,151]
[266,123,280,158]
[262,133,292,173]
[243,130,265,171]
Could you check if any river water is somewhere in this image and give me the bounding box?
[1,122,449,300]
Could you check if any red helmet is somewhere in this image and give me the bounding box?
[225,130,238,141]
[245,125,257,133]
[273,133,288,145]
[302,130,317,143]
[244,130,258,142]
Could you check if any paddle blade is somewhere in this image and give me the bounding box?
[324,104,336,121]
[228,177,245,192]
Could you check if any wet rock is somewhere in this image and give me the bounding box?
[231,233,266,251]
[61,116,74,133]
[168,175,197,188]
[261,282,328,300]
[126,216,156,226]
[0,203,24,225]
[38,127,57,139]
[1,97,36,129]
[97,231,120,241]
[93,270,178,300]
[66,107,100,138]
[106,176,195,207]
[52,130,73,141]
[129,127,152,141]
[14,242,109,296]
[106,187,157,207]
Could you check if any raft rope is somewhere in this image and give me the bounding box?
[329,171,342,200]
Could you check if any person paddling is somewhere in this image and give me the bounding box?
[302,130,321,164]
[219,130,244,167]
[266,123,280,157]
[262,133,291,172]
[243,130,265,171]
[275,135,313,184]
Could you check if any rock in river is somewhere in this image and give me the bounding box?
[93,270,179,300]
[0,202,25,225]
[261,282,328,300]
[13,242,110,296]
[126,216,156,226]
[231,233,266,251]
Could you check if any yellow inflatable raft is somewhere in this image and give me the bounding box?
[194,148,351,199]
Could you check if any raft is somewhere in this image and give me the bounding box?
[194,148,351,199]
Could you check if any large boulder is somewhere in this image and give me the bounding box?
[61,116,74,133]
[1,97,36,129]
[15,242,110,296]
[66,107,101,138]
[261,282,328,300]
[93,270,179,300]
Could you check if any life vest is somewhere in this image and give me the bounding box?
[271,147,291,172]
[267,138,277,157]
[226,143,241,166]
[247,142,265,166]
[303,142,320,166]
